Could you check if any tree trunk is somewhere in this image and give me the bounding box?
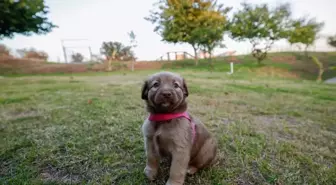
[317,68,324,82]
[304,45,309,58]
[311,56,324,82]
[209,51,213,72]
[131,59,134,72]
[192,45,198,66]
[108,58,113,71]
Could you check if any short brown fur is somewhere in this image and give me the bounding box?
[141,71,218,185]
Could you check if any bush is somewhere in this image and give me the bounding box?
[17,48,48,61]
[25,51,48,60]
[0,44,12,57]
[71,53,84,63]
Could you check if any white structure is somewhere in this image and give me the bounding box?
[227,62,234,75]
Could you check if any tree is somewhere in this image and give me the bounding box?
[128,31,137,71]
[196,15,227,71]
[128,31,137,49]
[287,17,324,55]
[101,42,121,61]
[71,53,84,63]
[119,46,135,61]
[0,0,57,39]
[146,0,230,65]
[194,1,229,60]
[100,41,134,61]
[196,20,227,59]
[229,2,291,64]
[100,41,135,71]
[327,34,336,49]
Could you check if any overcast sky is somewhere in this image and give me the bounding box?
[2,0,336,62]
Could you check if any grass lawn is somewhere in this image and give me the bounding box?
[0,70,335,185]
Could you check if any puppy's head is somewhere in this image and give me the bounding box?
[141,71,188,113]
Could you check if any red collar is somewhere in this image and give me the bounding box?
[148,112,196,143]
[148,112,190,122]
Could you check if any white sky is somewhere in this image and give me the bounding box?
[2,0,336,62]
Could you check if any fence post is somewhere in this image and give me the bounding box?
[231,62,234,74]
[227,62,234,75]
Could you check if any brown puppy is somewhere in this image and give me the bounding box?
[141,71,217,185]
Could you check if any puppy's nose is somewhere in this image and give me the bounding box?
[162,91,172,98]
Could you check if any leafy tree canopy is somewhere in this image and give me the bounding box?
[0,0,57,39]
[100,41,135,61]
[146,0,230,65]
[327,34,336,48]
[287,17,324,50]
[229,2,292,63]
[71,53,84,63]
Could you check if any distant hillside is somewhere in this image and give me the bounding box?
[1,52,335,81]
[162,52,336,80]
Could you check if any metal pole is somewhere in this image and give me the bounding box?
[61,38,90,63]
[88,46,93,61]
[61,40,68,63]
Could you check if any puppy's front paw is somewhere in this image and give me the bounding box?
[144,166,158,181]
[165,179,183,185]
[187,166,198,175]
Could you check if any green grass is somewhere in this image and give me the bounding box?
[0,70,335,185]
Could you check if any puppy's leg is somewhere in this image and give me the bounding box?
[166,150,190,185]
[189,137,217,173]
[144,137,159,181]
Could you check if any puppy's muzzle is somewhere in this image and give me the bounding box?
[161,91,172,98]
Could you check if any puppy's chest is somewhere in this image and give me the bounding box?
[153,121,180,155]
[152,119,191,145]
[153,120,179,139]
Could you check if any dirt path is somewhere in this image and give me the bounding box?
[325,77,336,84]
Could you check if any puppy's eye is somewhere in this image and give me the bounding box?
[174,83,179,88]
[153,82,160,88]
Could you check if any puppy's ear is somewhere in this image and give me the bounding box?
[182,78,189,97]
[141,80,149,100]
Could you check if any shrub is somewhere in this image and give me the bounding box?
[71,53,84,63]
[0,44,12,57]
[17,48,48,61]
